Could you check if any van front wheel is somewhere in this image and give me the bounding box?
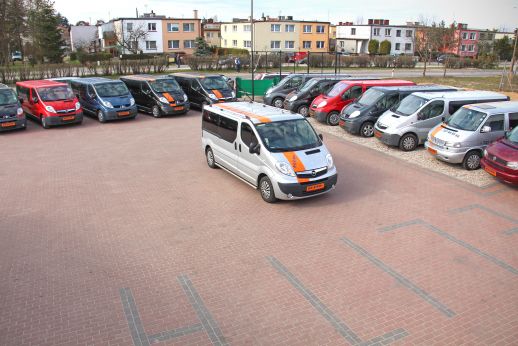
[152,105,162,118]
[360,121,374,137]
[259,176,277,203]
[463,150,482,170]
[206,147,217,169]
[97,110,106,123]
[41,116,50,129]
[399,134,418,151]
[327,112,340,126]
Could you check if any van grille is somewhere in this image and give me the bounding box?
[56,109,75,114]
[296,167,328,179]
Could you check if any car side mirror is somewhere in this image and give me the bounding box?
[31,96,38,104]
[249,143,260,155]
[318,134,324,141]
[441,116,445,122]
[481,125,491,133]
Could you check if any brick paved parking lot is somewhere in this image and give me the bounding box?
[1,110,517,346]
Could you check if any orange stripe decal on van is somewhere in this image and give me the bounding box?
[430,124,445,138]
[163,92,175,102]
[283,152,308,183]
[212,89,224,99]
[217,103,271,123]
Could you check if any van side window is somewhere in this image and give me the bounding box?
[202,110,219,135]
[287,76,303,87]
[509,113,518,129]
[349,86,363,99]
[448,101,471,115]
[17,86,29,101]
[141,83,150,93]
[87,85,95,97]
[420,100,445,120]
[484,114,504,132]
[219,116,238,143]
[240,123,258,147]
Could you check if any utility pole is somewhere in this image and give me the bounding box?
[251,0,254,101]
[509,28,517,84]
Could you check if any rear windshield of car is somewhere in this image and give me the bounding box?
[95,82,130,97]
[327,81,348,97]
[0,89,17,105]
[356,89,384,106]
[200,76,230,91]
[37,86,74,101]
[255,119,321,152]
[150,79,182,93]
[393,95,428,116]
[445,107,487,131]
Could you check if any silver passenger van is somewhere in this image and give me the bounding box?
[374,91,508,151]
[425,101,518,170]
[201,102,338,203]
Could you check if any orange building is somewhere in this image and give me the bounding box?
[298,21,330,52]
[162,17,202,55]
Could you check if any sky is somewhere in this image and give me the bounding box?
[55,0,518,32]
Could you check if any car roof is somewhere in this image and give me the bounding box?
[16,80,68,88]
[46,77,79,81]
[170,73,224,79]
[467,101,518,114]
[206,101,304,124]
[371,84,457,92]
[413,90,508,101]
[121,74,174,82]
[0,83,9,89]
[72,77,121,85]
[338,79,414,86]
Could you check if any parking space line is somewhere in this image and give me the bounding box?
[505,227,518,235]
[378,220,518,276]
[147,324,204,343]
[449,204,518,235]
[341,236,456,318]
[267,256,408,345]
[120,288,150,346]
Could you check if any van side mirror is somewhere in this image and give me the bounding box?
[481,125,491,133]
[249,143,260,155]
[319,134,324,141]
[441,116,445,122]
[31,96,38,104]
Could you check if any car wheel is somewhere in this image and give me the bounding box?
[272,97,284,108]
[152,105,162,118]
[399,133,418,151]
[360,121,374,137]
[97,110,106,123]
[41,116,50,129]
[206,147,217,169]
[326,111,340,126]
[462,150,482,170]
[297,105,309,117]
[259,176,277,203]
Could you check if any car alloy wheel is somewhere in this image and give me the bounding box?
[259,176,277,203]
[97,110,106,123]
[206,147,217,169]
[42,116,49,129]
[400,134,417,151]
[327,112,340,126]
[152,105,161,118]
[298,105,309,117]
[463,151,481,170]
[360,122,374,137]
[273,98,284,108]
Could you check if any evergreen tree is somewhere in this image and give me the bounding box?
[28,0,65,63]
[194,37,212,56]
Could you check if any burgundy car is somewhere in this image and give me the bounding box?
[481,126,518,185]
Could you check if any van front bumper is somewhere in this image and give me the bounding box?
[160,102,190,115]
[341,118,361,134]
[374,128,401,146]
[425,141,466,164]
[310,110,328,123]
[0,118,26,132]
[104,107,138,120]
[276,174,338,199]
[481,158,518,185]
[45,112,83,126]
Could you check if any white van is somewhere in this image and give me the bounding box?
[201,102,338,202]
[374,91,508,151]
[425,101,518,170]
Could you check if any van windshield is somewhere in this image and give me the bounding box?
[200,76,230,91]
[327,82,348,97]
[0,89,17,105]
[255,119,321,152]
[506,126,518,144]
[445,107,487,131]
[393,95,428,116]
[298,79,319,93]
[150,79,182,93]
[95,82,129,97]
[37,86,74,101]
[356,89,384,106]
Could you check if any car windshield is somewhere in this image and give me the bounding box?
[393,95,428,116]
[0,89,18,105]
[298,79,319,93]
[37,86,74,101]
[327,82,348,97]
[507,126,518,144]
[276,75,298,88]
[200,76,230,91]
[356,89,384,106]
[255,119,321,152]
[445,107,487,131]
[95,82,129,97]
[150,79,181,93]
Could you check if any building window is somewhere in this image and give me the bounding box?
[462,32,468,39]
[479,33,485,40]
[224,39,227,46]
[271,24,281,32]
[406,30,413,37]
[285,24,295,32]
[232,40,237,47]
[303,41,311,49]
[396,29,401,37]
[232,25,237,32]
[316,25,325,33]
[468,44,475,52]
[206,32,213,38]
[127,23,133,31]
[385,28,391,36]
[303,25,312,33]
[316,41,325,49]
[168,40,179,49]
[148,23,157,31]
[373,28,380,36]
[339,41,344,47]
[167,23,179,32]
[244,40,251,48]
[146,41,157,50]
[395,43,400,50]
[405,43,412,51]
[285,41,295,49]
[460,45,466,51]
[271,40,281,49]
[224,25,227,32]
[184,40,195,48]
[469,32,476,40]
[351,28,356,35]
[183,23,195,32]
[244,24,251,32]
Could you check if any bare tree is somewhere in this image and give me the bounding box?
[114,22,148,54]
[414,17,455,77]
[438,22,457,77]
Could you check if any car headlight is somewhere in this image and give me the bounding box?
[101,100,113,108]
[507,162,518,170]
[45,105,56,113]
[348,110,361,118]
[326,154,334,169]
[130,98,135,106]
[483,149,488,157]
[75,102,81,110]
[183,94,188,102]
[317,101,327,108]
[17,107,24,116]
[231,91,236,98]
[208,93,218,100]
[275,161,296,177]
[265,88,272,95]
[289,95,298,102]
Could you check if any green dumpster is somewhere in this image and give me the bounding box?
[235,77,280,98]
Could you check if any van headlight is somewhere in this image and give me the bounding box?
[265,88,272,95]
[507,162,518,170]
[101,100,113,108]
[208,93,218,100]
[130,98,135,106]
[317,101,327,108]
[289,95,298,102]
[159,96,169,104]
[348,110,361,118]
[445,141,461,148]
[75,102,81,110]
[183,94,188,102]
[17,107,24,116]
[231,91,236,98]
[275,161,296,177]
[326,154,334,169]
[45,105,56,113]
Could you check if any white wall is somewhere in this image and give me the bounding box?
[336,25,371,40]
[121,19,164,54]
[370,26,415,55]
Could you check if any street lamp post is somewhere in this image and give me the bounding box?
[251,0,254,101]
[509,28,517,83]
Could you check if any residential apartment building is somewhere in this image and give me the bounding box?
[336,19,415,55]
[162,16,202,55]
[220,16,330,52]
[202,20,221,47]
[442,23,480,57]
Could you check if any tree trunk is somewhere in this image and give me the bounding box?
[443,57,448,77]
[422,56,427,77]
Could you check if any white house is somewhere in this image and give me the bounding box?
[70,25,98,52]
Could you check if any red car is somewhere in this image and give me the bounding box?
[16,80,83,129]
[481,126,518,185]
[287,52,308,63]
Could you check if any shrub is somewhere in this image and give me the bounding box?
[373,56,392,68]
[355,55,371,68]
[394,55,417,68]
[368,40,379,55]
[379,40,392,55]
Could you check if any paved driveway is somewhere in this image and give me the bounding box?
[0,111,517,345]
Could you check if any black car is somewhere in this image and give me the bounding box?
[283,78,348,116]
[340,85,458,137]
[172,73,236,109]
[120,75,190,117]
[0,83,26,132]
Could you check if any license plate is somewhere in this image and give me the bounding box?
[1,121,16,127]
[428,147,437,155]
[309,110,315,117]
[374,130,382,138]
[118,111,130,116]
[339,120,345,127]
[62,116,75,121]
[173,106,184,111]
[484,166,497,177]
[306,183,325,192]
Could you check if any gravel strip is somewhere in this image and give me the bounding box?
[308,118,494,188]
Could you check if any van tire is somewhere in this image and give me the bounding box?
[152,105,162,118]
[41,116,50,129]
[327,112,340,126]
[259,176,277,203]
[360,121,374,137]
[462,150,482,170]
[272,97,284,108]
[206,147,217,169]
[97,110,106,123]
[297,105,309,117]
[399,133,418,151]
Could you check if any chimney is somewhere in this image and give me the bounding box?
[368,19,373,25]
[193,9,198,19]
[384,19,389,25]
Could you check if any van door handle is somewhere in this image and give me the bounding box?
[234,142,237,150]
[239,144,242,152]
